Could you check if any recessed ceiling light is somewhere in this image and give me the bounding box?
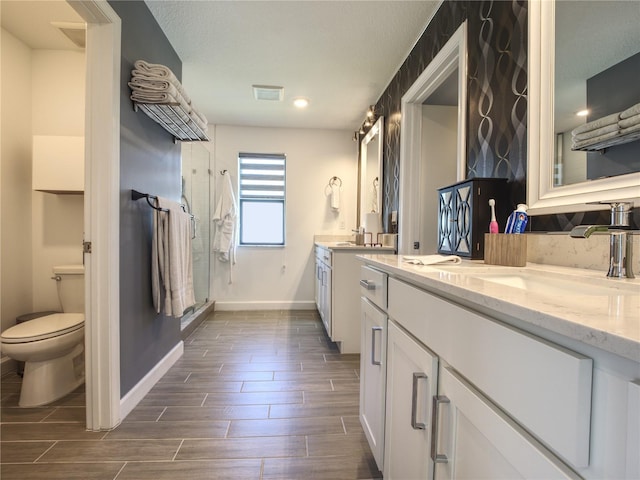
[293,97,309,108]
[576,109,590,117]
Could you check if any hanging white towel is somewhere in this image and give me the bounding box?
[212,172,238,283]
[151,197,195,317]
[371,178,379,213]
[330,183,340,211]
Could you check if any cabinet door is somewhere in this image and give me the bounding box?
[437,187,455,254]
[360,298,387,470]
[452,182,472,255]
[433,366,579,480]
[384,320,439,480]
[314,259,322,311]
[321,263,332,337]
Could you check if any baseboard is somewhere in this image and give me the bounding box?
[119,341,183,420]
[214,300,316,311]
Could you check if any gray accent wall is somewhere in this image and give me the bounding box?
[109,1,183,396]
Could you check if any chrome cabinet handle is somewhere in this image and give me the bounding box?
[360,279,376,290]
[371,326,382,366]
[431,395,450,463]
[411,372,427,430]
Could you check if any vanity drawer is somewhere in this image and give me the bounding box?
[360,266,387,309]
[388,277,593,468]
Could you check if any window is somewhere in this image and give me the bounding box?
[238,153,286,246]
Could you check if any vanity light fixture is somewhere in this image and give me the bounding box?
[293,97,309,108]
[576,109,590,117]
[356,105,379,138]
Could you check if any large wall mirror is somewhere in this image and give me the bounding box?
[528,0,640,215]
[359,116,384,231]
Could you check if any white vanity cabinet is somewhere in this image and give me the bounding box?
[384,320,439,480]
[315,247,332,337]
[359,265,389,470]
[315,244,394,353]
[359,256,640,479]
[434,365,578,479]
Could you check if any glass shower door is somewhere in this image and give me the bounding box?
[181,143,211,313]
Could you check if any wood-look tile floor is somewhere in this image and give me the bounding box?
[1,310,382,479]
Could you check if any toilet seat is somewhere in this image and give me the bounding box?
[1,313,84,344]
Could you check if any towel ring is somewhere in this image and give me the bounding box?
[329,176,342,187]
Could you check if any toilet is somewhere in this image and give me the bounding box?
[1,265,85,407]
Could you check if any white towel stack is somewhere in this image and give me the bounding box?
[571,102,640,150]
[129,60,208,134]
[152,197,195,318]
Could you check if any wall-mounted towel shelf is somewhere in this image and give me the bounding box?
[133,103,209,143]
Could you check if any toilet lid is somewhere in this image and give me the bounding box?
[1,313,84,344]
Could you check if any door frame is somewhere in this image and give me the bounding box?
[70,0,121,430]
[398,22,467,255]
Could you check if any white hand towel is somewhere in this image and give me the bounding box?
[403,255,462,265]
[330,183,340,211]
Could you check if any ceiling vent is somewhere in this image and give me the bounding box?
[51,22,86,49]
[253,85,284,101]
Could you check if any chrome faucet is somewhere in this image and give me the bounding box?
[570,202,635,279]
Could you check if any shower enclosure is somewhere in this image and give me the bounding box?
[181,143,212,326]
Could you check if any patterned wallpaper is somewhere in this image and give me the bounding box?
[375,0,637,232]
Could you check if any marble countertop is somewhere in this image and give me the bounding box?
[357,254,640,363]
[315,241,395,251]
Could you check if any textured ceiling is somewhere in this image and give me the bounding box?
[144,0,440,130]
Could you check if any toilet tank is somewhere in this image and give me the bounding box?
[52,265,84,313]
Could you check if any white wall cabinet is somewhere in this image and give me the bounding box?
[32,135,84,193]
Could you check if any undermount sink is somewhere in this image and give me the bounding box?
[469,270,639,297]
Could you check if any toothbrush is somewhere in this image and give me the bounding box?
[488,199,499,233]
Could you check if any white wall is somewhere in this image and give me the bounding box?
[420,105,458,253]
[1,29,33,337]
[31,50,85,311]
[212,125,357,310]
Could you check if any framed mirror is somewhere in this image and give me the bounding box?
[359,116,384,231]
[528,0,640,215]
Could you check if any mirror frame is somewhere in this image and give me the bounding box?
[359,116,384,228]
[527,0,640,215]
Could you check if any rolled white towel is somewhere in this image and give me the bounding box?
[620,102,640,120]
[132,60,192,105]
[572,130,620,150]
[619,112,640,129]
[572,123,618,141]
[619,122,640,137]
[572,111,620,136]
